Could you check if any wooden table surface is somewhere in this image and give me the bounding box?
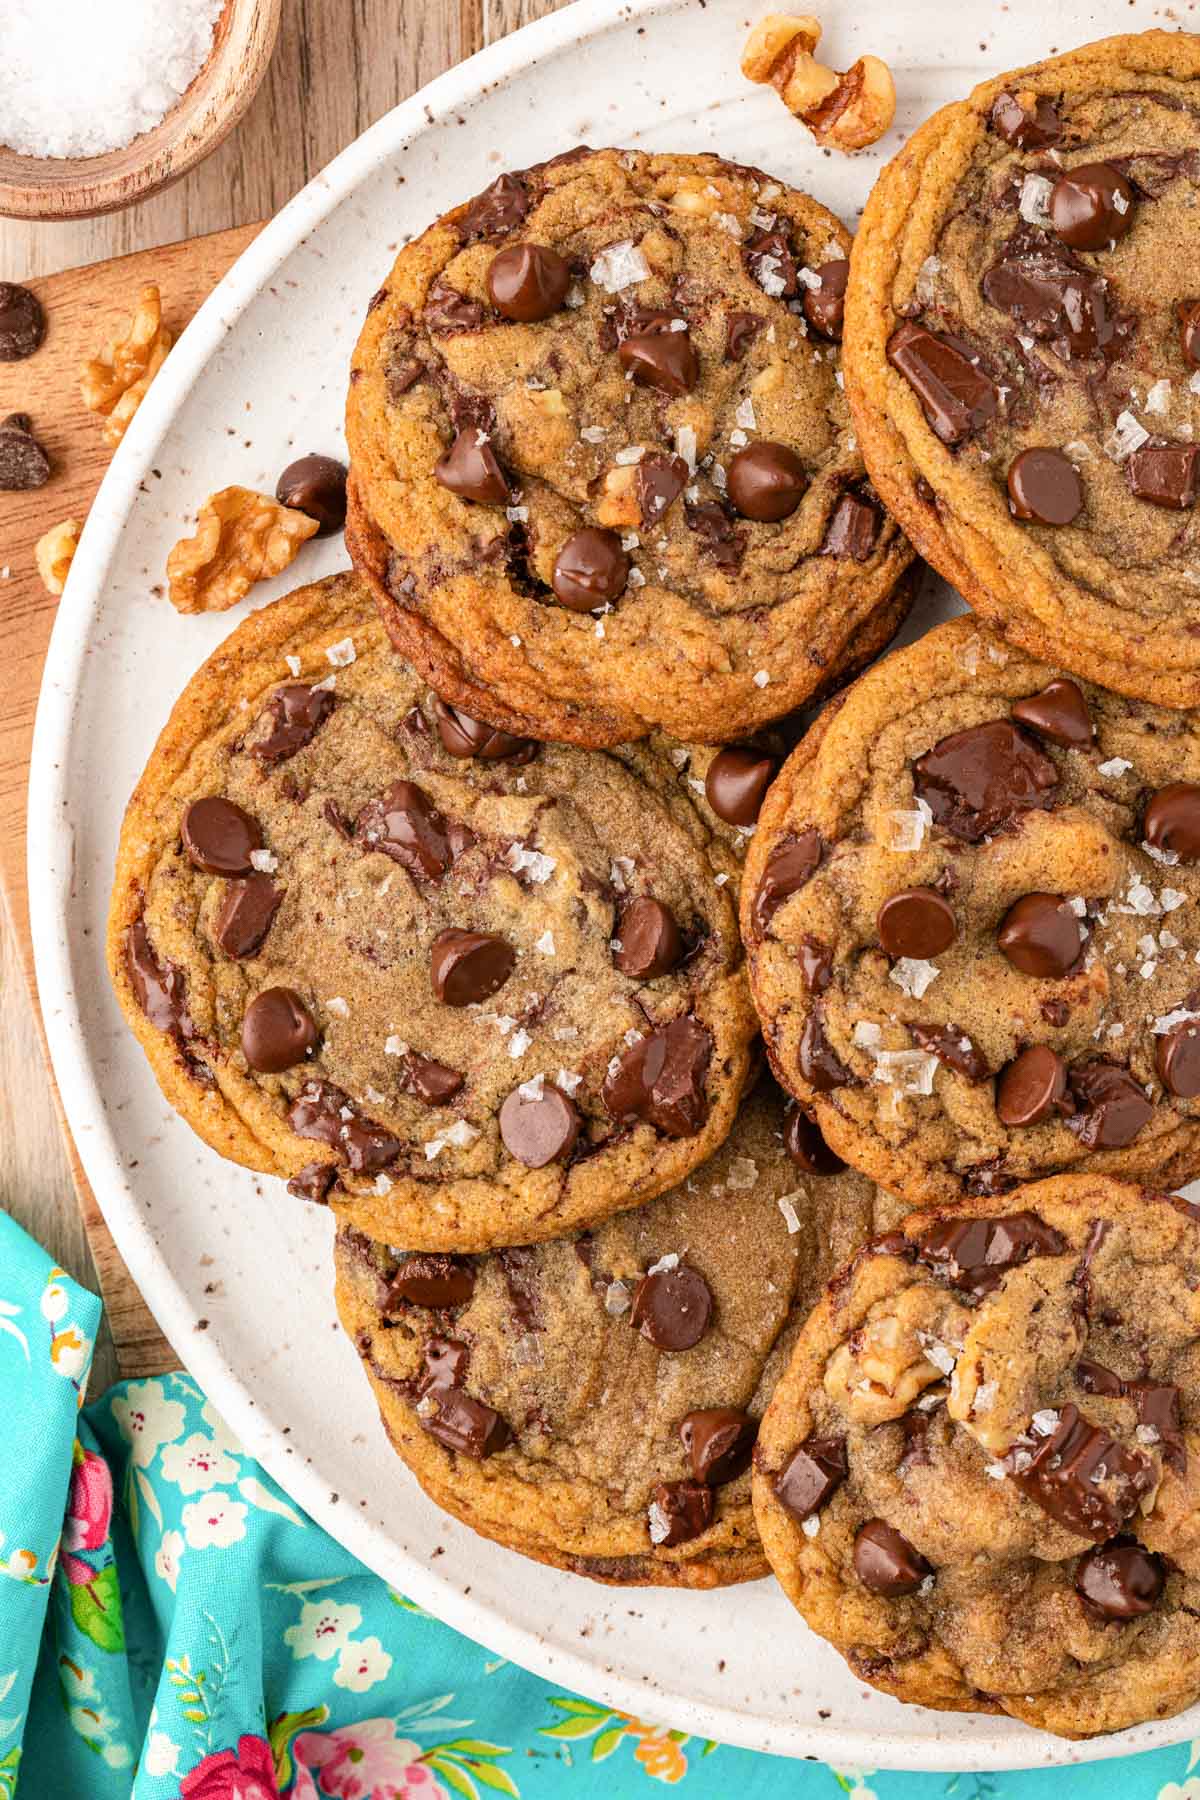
[0,0,561,1396]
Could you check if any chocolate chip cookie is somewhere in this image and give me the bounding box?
[742,616,1200,1206]
[335,1077,889,1585]
[753,1176,1200,1737]
[845,30,1200,708]
[345,146,913,747]
[107,573,756,1251]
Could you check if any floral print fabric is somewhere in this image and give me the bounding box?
[3,1208,1200,1799]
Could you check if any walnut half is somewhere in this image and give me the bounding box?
[80,284,174,449]
[35,517,82,596]
[166,487,319,614]
[742,15,896,152]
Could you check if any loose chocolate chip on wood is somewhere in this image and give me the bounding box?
[1011,678,1093,747]
[181,797,262,876]
[602,1014,712,1137]
[752,829,824,935]
[212,874,281,960]
[631,1262,713,1351]
[0,283,45,360]
[727,441,807,522]
[680,1408,756,1485]
[619,329,698,395]
[486,243,570,321]
[275,454,348,534]
[1075,1538,1165,1620]
[385,1254,476,1310]
[802,259,849,339]
[1007,448,1083,525]
[705,745,778,825]
[822,492,880,559]
[784,1103,845,1174]
[913,720,1057,841]
[552,527,629,611]
[430,928,514,1006]
[775,1435,846,1521]
[997,893,1082,977]
[996,1044,1070,1126]
[990,91,1062,149]
[877,887,956,960]
[357,779,452,880]
[853,1520,931,1596]
[1068,1062,1153,1149]
[1144,784,1200,862]
[499,1080,580,1167]
[1157,1016,1200,1098]
[916,1210,1067,1297]
[241,987,318,1073]
[1049,162,1135,252]
[0,413,50,489]
[1126,444,1198,510]
[248,684,336,764]
[649,1479,713,1547]
[435,428,509,503]
[615,897,684,979]
[887,320,998,445]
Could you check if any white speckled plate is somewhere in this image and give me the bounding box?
[28,0,1200,1770]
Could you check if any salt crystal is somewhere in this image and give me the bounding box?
[1162,888,1187,912]
[1098,756,1132,777]
[556,1068,583,1096]
[580,424,606,443]
[445,1121,478,1149]
[884,799,934,852]
[777,1194,802,1234]
[508,1028,532,1059]
[325,637,356,668]
[889,957,940,999]
[552,1025,579,1041]
[610,856,636,893]
[752,255,787,299]
[614,444,645,466]
[1152,1007,1200,1035]
[326,997,349,1019]
[506,842,556,884]
[1062,439,1094,462]
[534,930,556,956]
[753,670,770,688]
[873,1049,939,1096]
[726,1156,757,1191]
[735,396,757,430]
[1030,1408,1060,1437]
[801,1514,821,1537]
[249,848,278,873]
[384,1035,407,1057]
[647,1252,680,1275]
[1143,839,1180,867]
[517,1073,545,1102]
[675,424,697,471]
[1146,379,1172,416]
[1018,172,1054,225]
[373,1173,392,1196]
[853,1020,883,1051]
[589,241,650,292]
[647,1501,671,1544]
[284,655,302,677]
[604,1280,631,1316]
[505,504,529,523]
[1104,411,1150,462]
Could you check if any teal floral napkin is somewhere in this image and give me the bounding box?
[3,1205,1199,1798]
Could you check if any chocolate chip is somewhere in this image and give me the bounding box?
[752,829,823,935]
[1011,679,1093,747]
[1076,1360,1185,1473]
[649,1479,713,1546]
[990,91,1062,149]
[853,1520,931,1596]
[241,987,318,1073]
[802,259,849,339]
[424,283,489,335]
[459,172,529,243]
[619,329,698,395]
[799,935,833,994]
[913,720,1058,842]
[430,928,514,1006]
[908,1022,990,1083]
[744,224,799,297]
[1144,783,1200,862]
[432,696,535,762]
[1181,298,1200,370]
[996,1045,1070,1127]
[784,1103,845,1174]
[615,897,684,979]
[385,1254,476,1310]
[998,893,1082,978]
[1050,163,1135,252]
[212,874,281,959]
[684,500,745,570]
[917,1210,1067,1297]
[1068,1062,1153,1149]
[288,1161,335,1203]
[288,1079,401,1173]
[680,1409,756,1485]
[275,454,348,534]
[0,413,50,489]
[0,283,45,360]
[435,428,509,503]
[126,918,193,1041]
[887,320,998,445]
[774,1435,847,1521]
[1157,1016,1200,1098]
[420,1386,511,1458]
[398,1050,464,1106]
[1075,1538,1165,1620]
[248,684,336,764]
[486,243,570,321]
[982,242,1115,362]
[877,887,956,960]
[421,1334,470,1390]
[631,1262,712,1351]
[725,310,764,360]
[602,1015,711,1137]
[1007,448,1083,526]
[499,1080,580,1167]
[356,779,452,880]
[821,492,880,560]
[181,797,263,876]
[1126,444,1198,511]
[704,745,778,825]
[1005,1404,1154,1539]
[636,451,688,525]
[552,527,629,611]
[799,1007,850,1093]
[726,441,807,522]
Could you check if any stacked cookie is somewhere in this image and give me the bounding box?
[107,47,1200,1738]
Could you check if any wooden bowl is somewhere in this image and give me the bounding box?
[0,0,281,222]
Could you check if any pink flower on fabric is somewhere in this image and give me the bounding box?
[179,1733,281,1800]
[291,1720,447,1800]
[64,1448,113,1552]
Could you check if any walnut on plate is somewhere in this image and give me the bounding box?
[80,284,174,449]
[35,517,81,596]
[166,486,319,614]
[741,15,895,152]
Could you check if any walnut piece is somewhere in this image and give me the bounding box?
[166,486,319,615]
[80,284,174,448]
[36,517,81,596]
[741,15,895,151]
[825,1287,963,1424]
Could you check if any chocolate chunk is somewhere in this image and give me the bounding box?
[1157,1015,1200,1098]
[288,1080,401,1173]
[357,779,452,880]
[398,1050,464,1106]
[615,897,684,979]
[275,454,348,534]
[799,1007,850,1093]
[435,427,509,503]
[822,492,880,560]
[432,696,534,762]
[917,1210,1067,1297]
[458,172,529,243]
[288,1161,335,1203]
[552,527,629,611]
[997,893,1083,977]
[181,797,262,876]
[996,1045,1070,1127]
[0,283,44,361]
[1050,163,1135,252]
[1068,1062,1153,1149]
[990,91,1062,149]
[241,987,318,1073]
[636,451,688,525]
[649,1479,713,1547]
[619,329,698,395]
[774,1435,846,1520]
[0,413,50,489]
[1144,784,1200,862]
[424,283,489,336]
[1181,299,1200,370]
[212,874,281,959]
[126,918,193,1041]
[1075,1538,1165,1620]
[909,1022,990,1083]
[887,320,998,445]
[421,1334,470,1390]
[430,928,514,1006]
[1005,1404,1154,1539]
[1126,444,1198,511]
[1042,997,1071,1028]
[486,243,570,321]
[1011,679,1093,747]
[248,684,336,764]
[1007,448,1083,526]
[802,259,849,339]
[385,1254,475,1310]
[798,935,832,994]
[498,1079,580,1168]
[1077,1360,1185,1474]
[913,719,1058,842]
[876,887,956,960]
[853,1520,932,1596]
[752,829,823,935]
[631,1262,712,1351]
[602,1014,712,1137]
[784,1103,845,1174]
[680,1408,756,1485]
[725,310,764,360]
[420,1386,511,1458]
[684,501,745,570]
[743,225,799,297]
[982,240,1116,362]
[704,745,778,825]
[726,441,807,522]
